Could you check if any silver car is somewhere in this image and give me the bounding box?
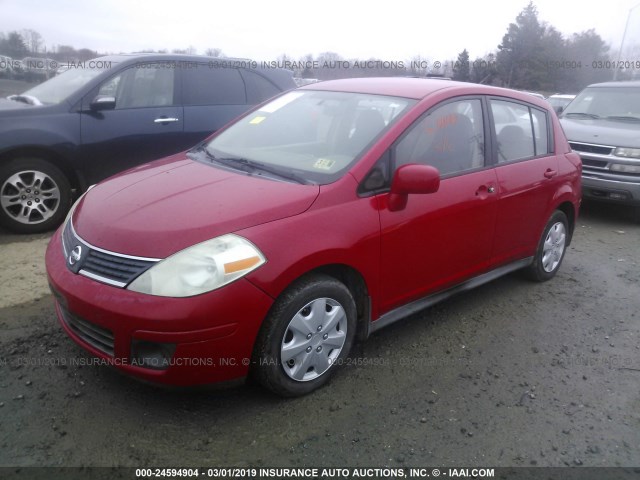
[560,81,640,220]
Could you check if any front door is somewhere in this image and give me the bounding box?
[80,62,185,184]
[377,97,498,314]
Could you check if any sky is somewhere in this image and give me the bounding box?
[1,0,639,62]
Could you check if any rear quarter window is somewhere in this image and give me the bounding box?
[241,69,284,104]
[182,65,247,105]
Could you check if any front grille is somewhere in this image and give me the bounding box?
[82,249,156,286]
[59,305,114,356]
[62,220,159,288]
[569,142,614,155]
[582,159,609,169]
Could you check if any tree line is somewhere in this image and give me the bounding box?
[0,2,629,93]
[451,2,614,92]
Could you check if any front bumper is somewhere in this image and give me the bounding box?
[582,174,640,206]
[46,230,274,386]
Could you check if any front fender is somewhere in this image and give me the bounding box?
[241,185,381,318]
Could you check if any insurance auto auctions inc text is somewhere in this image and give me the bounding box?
[190,467,495,478]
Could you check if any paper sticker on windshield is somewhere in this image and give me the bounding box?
[259,91,305,113]
[313,158,335,170]
[249,116,266,124]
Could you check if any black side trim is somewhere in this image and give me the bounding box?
[369,257,533,334]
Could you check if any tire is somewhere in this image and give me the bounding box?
[525,210,569,282]
[252,274,357,397]
[0,158,72,234]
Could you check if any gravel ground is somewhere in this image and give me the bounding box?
[0,201,639,474]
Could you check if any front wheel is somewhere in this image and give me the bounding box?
[0,158,71,234]
[525,210,569,282]
[252,274,357,397]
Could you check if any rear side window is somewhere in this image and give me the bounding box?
[182,65,246,105]
[395,98,485,176]
[491,99,550,162]
[241,69,282,103]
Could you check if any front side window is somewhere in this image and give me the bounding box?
[491,99,549,162]
[21,66,111,105]
[205,90,415,184]
[394,99,485,176]
[99,63,175,109]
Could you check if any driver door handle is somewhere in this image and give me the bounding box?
[154,117,180,124]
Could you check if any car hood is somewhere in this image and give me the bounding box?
[73,156,320,258]
[560,117,640,148]
[0,98,30,110]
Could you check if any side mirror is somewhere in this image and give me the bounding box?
[388,164,440,211]
[555,106,564,114]
[90,95,116,111]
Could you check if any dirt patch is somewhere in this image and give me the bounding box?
[0,235,52,309]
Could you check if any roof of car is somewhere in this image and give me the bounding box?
[88,53,295,88]
[92,53,274,69]
[300,77,551,105]
[587,80,640,88]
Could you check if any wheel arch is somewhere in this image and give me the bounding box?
[307,264,371,342]
[256,263,372,344]
[0,146,83,197]
[555,200,576,246]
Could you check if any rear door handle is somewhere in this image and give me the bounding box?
[544,169,557,179]
[154,117,180,124]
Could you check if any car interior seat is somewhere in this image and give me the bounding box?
[420,113,475,174]
[497,125,533,161]
[348,109,386,155]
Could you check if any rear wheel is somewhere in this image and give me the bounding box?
[0,158,71,234]
[525,210,568,282]
[252,274,356,397]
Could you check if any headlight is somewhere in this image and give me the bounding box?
[610,163,640,174]
[614,147,640,159]
[127,234,266,297]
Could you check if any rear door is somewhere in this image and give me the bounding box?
[79,61,184,184]
[489,98,559,264]
[376,97,499,314]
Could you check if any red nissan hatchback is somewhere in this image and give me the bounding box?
[45,78,581,396]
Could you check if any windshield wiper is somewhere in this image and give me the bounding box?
[563,112,600,119]
[186,143,207,160]
[605,115,640,122]
[7,94,42,106]
[203,151,308,185]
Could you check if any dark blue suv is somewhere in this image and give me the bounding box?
[0,54,295,233]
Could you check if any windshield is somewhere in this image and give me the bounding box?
[562,86,640,119]
[205,90,415,184]
[19,66,114,105]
